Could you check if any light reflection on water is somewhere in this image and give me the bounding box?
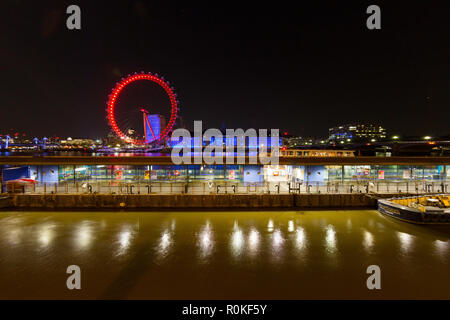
[288,220,295,233]
[248,227,261,256]
[156,229,173,260]
[295,226,307,251]
[74,221,94,250]
[38,223,56,248]
[230,221,244,257]
[116,225,135,256]
[267,219,274,232]
[197,220,214,261]
[434,239,449,258]
[397,231,414,254]
[363,230,374,251]
[324,224,337,254]
[272,229,285,250]
[7,228,22,246]
[0,210,448,299]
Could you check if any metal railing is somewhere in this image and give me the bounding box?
[11,179,449,195]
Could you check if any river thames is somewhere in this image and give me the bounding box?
[0,210,448,299]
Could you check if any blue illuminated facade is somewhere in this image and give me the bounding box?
[144,114,166,143]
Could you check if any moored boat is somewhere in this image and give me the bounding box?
[378,194,450,225]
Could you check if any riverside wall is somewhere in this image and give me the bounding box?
[4,193,389,210]
[0,196,12,208]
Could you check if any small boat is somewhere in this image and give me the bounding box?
[377,194,450,225]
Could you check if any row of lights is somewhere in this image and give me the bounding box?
[392,135,433,140]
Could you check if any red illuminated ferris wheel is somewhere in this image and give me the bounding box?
[106,72,179,145]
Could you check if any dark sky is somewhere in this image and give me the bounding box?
[0,1,448,139]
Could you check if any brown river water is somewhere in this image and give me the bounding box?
[0,210,448,299]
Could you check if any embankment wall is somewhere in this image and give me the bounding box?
[7,193,382,210]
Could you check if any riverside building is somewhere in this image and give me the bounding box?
[329,124,387,143]
[1,155,449,195]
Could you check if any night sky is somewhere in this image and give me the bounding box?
[1,1,448,139]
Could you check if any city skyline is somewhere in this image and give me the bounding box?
[1,120,449,142]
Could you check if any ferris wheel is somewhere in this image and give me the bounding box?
[106,72,179,145]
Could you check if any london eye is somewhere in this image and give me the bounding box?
[106,72,179,145]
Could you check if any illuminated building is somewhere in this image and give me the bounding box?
[144,114,166,143]
[329,124,387,143]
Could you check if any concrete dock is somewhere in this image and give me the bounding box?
[0,193,402,210]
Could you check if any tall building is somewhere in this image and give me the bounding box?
[144,114,166,143]
[329,124,386,143]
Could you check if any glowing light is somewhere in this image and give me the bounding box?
[272,229,284,249]
[434,240,449,257]
[116,226,135,256]
[295,227,307,250]
[38,224,55,247]
[267,219,274,232]
[397,232,413,253]
[197,221,214,259]
[230,221,244,256]
[119,231,131,248]
[363,230,374,250]
[7,228,22,245]
[75,222,93,249]
[156,229,173,259]
[288,220,294,233]
[325,225,337,253]
[248,227,260,254]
